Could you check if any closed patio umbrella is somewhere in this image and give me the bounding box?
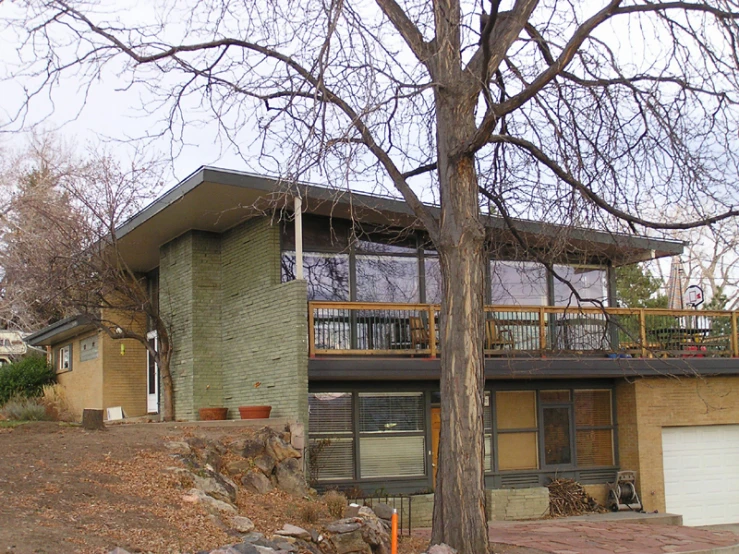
[666,257,687,311]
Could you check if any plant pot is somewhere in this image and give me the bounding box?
[199,407,228,421]
[238,405,272,419]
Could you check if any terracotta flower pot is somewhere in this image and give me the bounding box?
[238,405,272,419]
[199,407,228,421]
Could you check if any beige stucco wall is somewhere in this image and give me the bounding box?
[55,331,104,419]
[617,375,739,513]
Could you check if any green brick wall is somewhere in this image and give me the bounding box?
[159,218,308,424]
[220,218,308,423]
[159,232,196,420]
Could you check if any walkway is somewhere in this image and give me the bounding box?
[487,517,739,554]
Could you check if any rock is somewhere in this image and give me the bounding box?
[425,545,458,554]
[274,458,309,496]
[240,437,266,458]
[231,516,256,534]
[203,445,225,472]
[357,506,375,519]
[289,422,305,451]
[359,513,390,554]
[193,472,237,503]
[241,532,266,543]
[330,529,371,554]
[226,459,254,475]
[253,453,276,475]
[164,441,192,454]
[325,520,362,534]
[274,524,311,540]
[241,471,273,494]
[345,504,361,518]
[371,503,394,521]
[265,435,301,463]
[108,549,131,554]
[186,436,209,449]
[229,543,260,554]
[253,548,277,554]
[182,488,236,513]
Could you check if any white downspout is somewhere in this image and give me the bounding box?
[294,196,304,280]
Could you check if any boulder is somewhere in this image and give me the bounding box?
[345,504,361,518]
[193,472,237,503]
[330,529,371,554]
[186,436,208,449]
[164,441,192,455]
[226,460,254,476]
[241,471,273,494]
[359,513,390,554]
[253,454,276,475]
[274,458,309,496]
[241,532,266,544]
[182,488,236,513]
[325,520,362,534]
[230,516,256,534]
[265,435,301,463]
[240,437,266,459]
[229,544,260,554]
[274,524,311,540]
[108,549,131,554]
[425,545,458,554]
[371,503,394,521]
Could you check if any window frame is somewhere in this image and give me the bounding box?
[487,383,618,482]
[57,343,72,373]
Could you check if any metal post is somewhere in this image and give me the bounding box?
[294,196,304,280]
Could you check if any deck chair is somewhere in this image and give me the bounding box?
[484,318,514,354]
[409,316,430,350]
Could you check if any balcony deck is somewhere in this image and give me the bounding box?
[308,302,739,359]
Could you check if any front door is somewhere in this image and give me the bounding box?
[146,331,159,414]
[431,407,441,488]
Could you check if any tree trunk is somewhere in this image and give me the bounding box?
[430,91,488,552]
[82,409,105,430]
[157,330,175,421]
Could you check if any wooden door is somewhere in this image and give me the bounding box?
[431,407,441,488]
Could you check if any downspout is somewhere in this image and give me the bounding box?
[294,196,304,280]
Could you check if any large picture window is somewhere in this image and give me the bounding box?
[308,391,427,483]
[491,388,615,473]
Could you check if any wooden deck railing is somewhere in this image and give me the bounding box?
[308,301,739,359]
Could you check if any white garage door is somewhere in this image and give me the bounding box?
[662,425,739,525]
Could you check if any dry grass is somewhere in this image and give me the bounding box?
[323,490,348,519]
[39,384,75,421]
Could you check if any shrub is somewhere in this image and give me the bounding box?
[0,396,53,421]
[299,503,322,524]
[0,355,56,405]
[323,490,347,519]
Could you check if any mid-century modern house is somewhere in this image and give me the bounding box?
[26,167,739,526]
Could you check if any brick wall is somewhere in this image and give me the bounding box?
[160,232,196,420]
[56,331,104,419]
[220,218,308,423]
[159,218,309,423]
[617,375,739,513]
[101,327,148,418]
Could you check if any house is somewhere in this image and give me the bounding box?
[25,166,739,526]
[0,330,28,365]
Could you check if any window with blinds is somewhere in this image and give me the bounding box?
[358,392,426,478]
[309,393,354,480]
[496,391,539,470]
[574,389,614,467]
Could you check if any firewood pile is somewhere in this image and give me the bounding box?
[547,478,607,517]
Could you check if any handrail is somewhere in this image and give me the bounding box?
[307,301,739,358]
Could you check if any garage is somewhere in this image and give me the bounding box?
[662,425,739,525]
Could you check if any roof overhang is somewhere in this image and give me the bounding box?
[115,166,684,272]
[24,316,96,347]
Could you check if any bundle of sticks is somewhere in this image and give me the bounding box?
[547,478,606,517]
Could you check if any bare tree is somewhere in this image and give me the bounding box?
[5,1,739,551]
[0,139,176,420]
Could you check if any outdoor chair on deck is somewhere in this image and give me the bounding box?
[484,318,514,355]
[409,314,438,354]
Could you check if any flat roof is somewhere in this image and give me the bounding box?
[24,316,95,347]
[115,166,684,272]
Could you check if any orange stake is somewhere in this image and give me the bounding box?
[391,508,398,554]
